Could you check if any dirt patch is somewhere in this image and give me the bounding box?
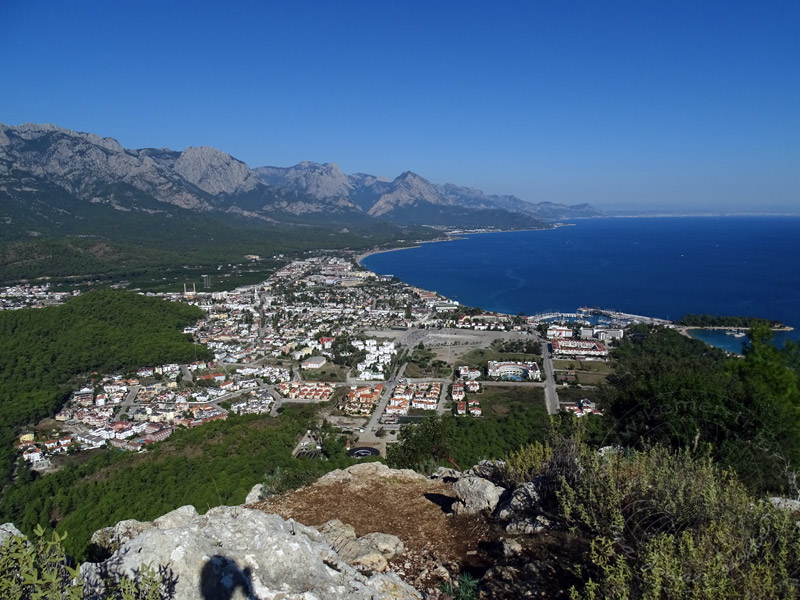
[252,472,497,593]
[88,243,116,258]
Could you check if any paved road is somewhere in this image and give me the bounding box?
[119,385,141,415]
[180,365,194,383]
[481,380,545,388]
[540,337,559,414]
[360,363,408,440]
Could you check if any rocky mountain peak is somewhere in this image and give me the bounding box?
[2,122,125,154]
[174,145,259,196]
[80,503,420,600]
[254,160,354,199]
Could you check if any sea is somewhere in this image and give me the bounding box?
[361,216,800,353]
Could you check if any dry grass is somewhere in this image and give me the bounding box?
[253,474,492,563]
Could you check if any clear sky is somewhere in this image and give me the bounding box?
[1,1,798,212]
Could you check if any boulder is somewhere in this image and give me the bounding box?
[465,459,506,483]
[152,504,198,529]
[359,532,404,560]
[451,476,505,515]
[318,519,404,570]
[501,537,524,558]
[353,551,389,573]
[316,462,427,489]
[505,515,555,535]
[90,519,153,553]
[494,478,546,522]
[82,506,420,600]
[0,523,23,547]
[769,497,800,512]
[245,483,264,504]
[430,467,461,481]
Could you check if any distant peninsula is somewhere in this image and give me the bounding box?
[676,314,792,330]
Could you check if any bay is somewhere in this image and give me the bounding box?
[362,216,800,351]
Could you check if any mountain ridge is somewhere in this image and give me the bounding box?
[254,160,604,223]
[1,122,601,235]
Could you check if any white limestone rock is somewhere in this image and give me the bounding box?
[451,476,505,515]
[90,519,153,552]
[82,506,420,600]
[245,483,264,504]
[0,523,23,547]
[494,479,545,522]
[316,462,428,488]
[318,519,404,571]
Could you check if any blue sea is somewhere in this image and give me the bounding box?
[362,217,800,353]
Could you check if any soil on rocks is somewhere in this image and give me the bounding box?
[251,469,497,595]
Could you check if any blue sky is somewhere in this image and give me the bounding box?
[1,1,798,212]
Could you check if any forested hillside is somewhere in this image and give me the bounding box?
[599,326,800,493]
[0,290,210,488]
[0,406,354,560]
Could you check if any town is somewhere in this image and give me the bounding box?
[13,252,651,470]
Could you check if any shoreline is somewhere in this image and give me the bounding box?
[355,237,452,265]
[354,224,796,353]
[356,224,560,266]
[681,325,794,332]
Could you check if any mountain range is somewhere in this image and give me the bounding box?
[0,122,601,237]
[0,122,602,282]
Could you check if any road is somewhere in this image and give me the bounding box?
[119,385,141,416]
[540,338,559,414]
[358,363,408,445]
[180,365,194,383]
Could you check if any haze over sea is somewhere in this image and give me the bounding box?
[362,217,800,353]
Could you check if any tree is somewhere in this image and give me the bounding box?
[599,326,800,492]
[387,416,460,472]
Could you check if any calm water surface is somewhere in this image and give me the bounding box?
[362,217,800,350]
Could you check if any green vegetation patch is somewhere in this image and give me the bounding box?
[404,346,451,378]
[300,364,349,382]
[599,325,800,493]
[676,313,786,328]
[388,393,550,472]
[0,290,211,489]
[552,359,612,374]
[0,405,361,560]
[458,348,538,369]
[562,446,800,599]
[477,386,544,417]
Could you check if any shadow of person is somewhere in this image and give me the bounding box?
[200,554,256,600]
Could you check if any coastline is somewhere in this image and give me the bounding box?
[355,219,798,357]
[355,237,453,265]
[681,325,794,332]
[356,224,560,266]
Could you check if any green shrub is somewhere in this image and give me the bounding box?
[503,440,552,486]
[562,446,800,599]
[0,525,163,599]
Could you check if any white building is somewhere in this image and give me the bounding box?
[301,356,327,370]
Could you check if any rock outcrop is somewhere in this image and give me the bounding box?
[0,523,23,547]
[245,483,264,504]
[451,476,505,515]
[315,461,428,488]
[318,519,405,573]
[82,505,420,600]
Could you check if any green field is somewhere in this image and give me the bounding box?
[473,385,545,417]
[300,363,349,382]
[557,387,603,405]
[553,359,612,373]
[553,359,612,385]
[404,361,451,378]
[457,348,540,369]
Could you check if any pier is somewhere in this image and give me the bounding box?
[531,308,672,326]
